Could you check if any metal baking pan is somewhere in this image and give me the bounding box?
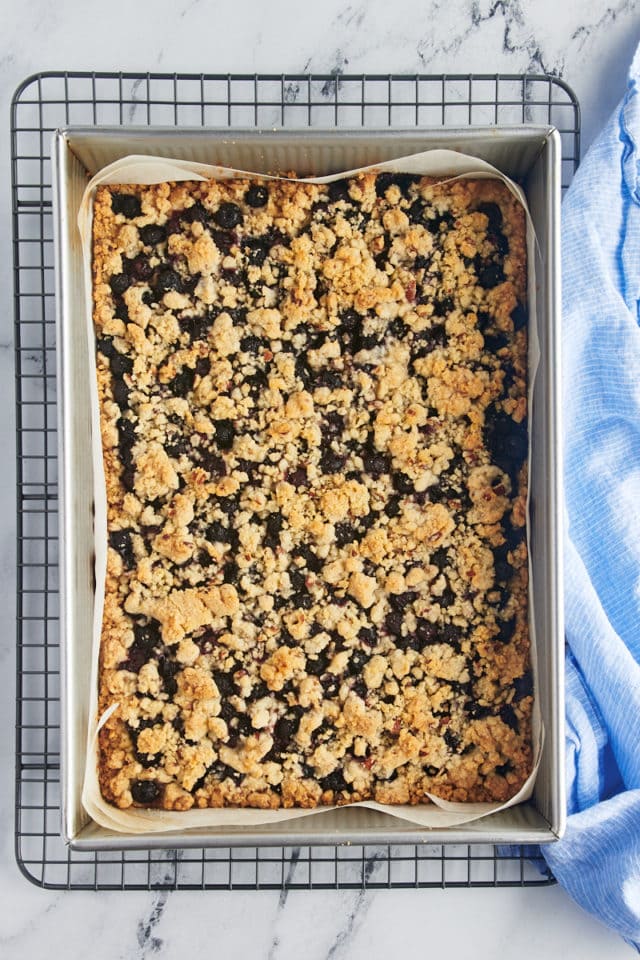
[53,126,564,850]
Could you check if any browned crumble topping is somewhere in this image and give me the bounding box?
[92,173,532,811]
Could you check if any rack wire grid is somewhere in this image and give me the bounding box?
[12,71,578,891]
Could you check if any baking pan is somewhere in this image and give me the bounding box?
[53,126,564,849]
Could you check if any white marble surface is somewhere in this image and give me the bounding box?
[1,0,638,956]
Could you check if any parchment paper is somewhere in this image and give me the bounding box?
[78,149,542,833]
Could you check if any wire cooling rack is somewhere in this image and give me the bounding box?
[12,71,578,891]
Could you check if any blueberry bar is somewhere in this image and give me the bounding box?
[92,172,532,810]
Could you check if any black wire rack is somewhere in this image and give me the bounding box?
[12,71,578,892]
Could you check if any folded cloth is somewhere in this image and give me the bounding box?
[538,44,640,951]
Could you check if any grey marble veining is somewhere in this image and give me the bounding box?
[1,0,639,957]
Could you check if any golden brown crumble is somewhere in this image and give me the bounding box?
[92,173,532,810]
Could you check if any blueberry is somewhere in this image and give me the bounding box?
[385,610,404,636]
[139,224,167,246]
[319,448,344,474]
[430,547,449,571]
[321,675,340,698]
[158,657,179,697]
[307,650,331,676]
[292,592,313,610]
[125,254,153,281]
[131,779,161,804]
[358,510,379,534]
[408,200,427,224]
[426,211,453,235]
[477,201,503,232]
[273,715,298,749]
[119,619,160,672]
[388,317,407,340]
[207,520,231,544]
[264,513,284,549]
[182,201,209,224]
[467,702,491,720]
[287,466,308,488]
[495,761,512,776]
[476,310,493,332]
[375,173,394,197]
[511,302,528,331]
[111,193,142,219]
[439,586,456,608]
[96,336,116,359]
[214,202,243,229]
[110,350,133,378]
[477,262,505,290]
[334,523,356,548]
[109,273,130,296]
[223,559,239,583]
[444,728,461,751]
[415,619,439,647]
[245,369,269,394]
[359,333,381,350]
[109,528,136,569]
[322,411,344,442]
[441,623,462,645]
[433,297,454,317]
[314,368,343,390]
[392,473,414,495]
[294,544,322,573]
[121,467,136,492]
[236,458,259,479]
[245,185,268,208]
[215,761,246,785]
[214,419,235,451]
[483,331,509,353]
[358,626,377,647]
[320,769,350,794]
[112,378,131,410]
[218,496,238,516]
[352,677,368,699]
[484,409,527,475]
[198,448,226,476]
[135,749,161,769]
[168,366,195,398]
[339,308,361,336]
[501,516,526,553]
[155,267,182,294]
[349,649,369,674]
[499,703,519,732]
[240,334,263,354]
[288,569,305,594]
[390,591,417,611]
[490,232,510,257]
[495,616,516,644]
[212,229,236,254]
[384,496,401,518]
[195,357,211,377]
[513,671,533,701]
[362,451,390,479]
[494,556,513,584]
[328,179,351,203]
[134,619,161,648]
[240,238,266,267]
[213,670,236,698]
[117,416,136,460]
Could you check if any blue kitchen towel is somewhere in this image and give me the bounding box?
[538,43,640,951]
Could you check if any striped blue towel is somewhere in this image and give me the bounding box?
[539,44,640,951]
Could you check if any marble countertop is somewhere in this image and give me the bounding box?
[1,0,638,957]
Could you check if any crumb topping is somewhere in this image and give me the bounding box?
[93,173,532,811]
